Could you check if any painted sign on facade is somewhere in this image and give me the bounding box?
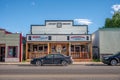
[27,35,49,41]
[69,35,90,41]
[27,35,90,41]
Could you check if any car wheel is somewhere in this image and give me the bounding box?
[107,63,111,65]
[36,61,42,66]
[110,59,118,66]
[61,61,68,66]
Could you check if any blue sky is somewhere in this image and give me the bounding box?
[0,0,120,36]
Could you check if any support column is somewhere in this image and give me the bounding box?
[69,42,71,56]
[26,42,28,60]
[48,43,50,54]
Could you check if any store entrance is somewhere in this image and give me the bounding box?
[50,43,69,56]
[0,46,5,62]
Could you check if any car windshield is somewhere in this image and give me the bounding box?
[113,52,120,56]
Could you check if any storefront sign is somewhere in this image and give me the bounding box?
[70,35,90,41]
[27,35,49,41]
[27,35,90,41]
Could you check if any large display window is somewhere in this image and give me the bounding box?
[8,46,18,58]
[71,44,90,59]
[27,44,48,59]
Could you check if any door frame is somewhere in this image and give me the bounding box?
[50,43,69,55]
[0,44,5,62]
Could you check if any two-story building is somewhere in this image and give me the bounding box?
[26,20,92,62]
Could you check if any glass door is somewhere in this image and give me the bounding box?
[0,47,5,62]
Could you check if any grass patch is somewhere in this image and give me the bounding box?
[22,60,27,62]
[92,59,100,62]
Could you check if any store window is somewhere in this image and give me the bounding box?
[62,46,67,52]
[32,44,48,52]
[39,45,43,52]
[51,45,56,53]
[71,45,74,52]
[71,45,81,52]
[75,46,80,52]
[44,45,48,52]
[8,46,18,58]
[33,45,38,52]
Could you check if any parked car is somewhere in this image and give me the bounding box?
[102,52,120,66]
[30,53,73,66]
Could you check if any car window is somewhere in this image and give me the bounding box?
[118,52,120,57]
[114,52,120,56]
[54,54,64,58]
[46,54,54,58]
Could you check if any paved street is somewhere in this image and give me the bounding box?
[0,63,120,80]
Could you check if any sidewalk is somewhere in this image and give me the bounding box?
[0,62,103,65]
[73,62,102,65]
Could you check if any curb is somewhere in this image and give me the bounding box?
[0,62,103,65]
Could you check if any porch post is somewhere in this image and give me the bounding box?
[69,42,71,56]
[48,43,50,54]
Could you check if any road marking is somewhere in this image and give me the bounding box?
[0,74,119,78]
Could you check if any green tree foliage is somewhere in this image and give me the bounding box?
[104,12,120,28]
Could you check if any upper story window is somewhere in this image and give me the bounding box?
[57,23,62,28]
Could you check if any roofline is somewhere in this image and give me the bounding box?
[99,28,120,31]
[45,20,73,22]
[30,20,88,26]
[0,28,12,34]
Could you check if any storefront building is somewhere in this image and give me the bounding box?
[0,29,22,62]
[92,28,120,59]
[26,20,92,62]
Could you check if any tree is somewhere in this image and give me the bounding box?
[104,11,120,28]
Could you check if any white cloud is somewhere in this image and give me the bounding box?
[31,1,36,6]
[112,4,120,12]
[74,19,92,25]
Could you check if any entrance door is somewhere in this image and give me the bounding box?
[51,44,62,53]
[0,47,5,62]
[50,43,68,55]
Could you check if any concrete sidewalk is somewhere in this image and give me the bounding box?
[0,62,103,65]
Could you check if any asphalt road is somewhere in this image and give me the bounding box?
[0,64,120,80]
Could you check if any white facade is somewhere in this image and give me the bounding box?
[31,20,88,34]
[28,20,90,42]
[26,20,92,61]
[92,28,120,58]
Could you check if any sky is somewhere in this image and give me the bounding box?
[0,0,120,36]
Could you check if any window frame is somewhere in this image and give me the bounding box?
[7,46,18,58]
